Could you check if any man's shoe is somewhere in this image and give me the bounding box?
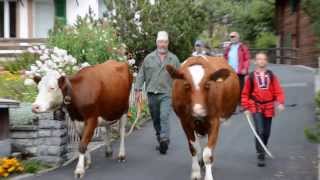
[257,154,266,167]
[159,140,169,155]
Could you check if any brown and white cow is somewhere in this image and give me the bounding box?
[32,60,133,178]
[166,56,240,180]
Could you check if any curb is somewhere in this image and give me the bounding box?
[11,143,104,180]
[293,65,317,73]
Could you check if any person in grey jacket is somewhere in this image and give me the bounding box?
[135,31,180,155]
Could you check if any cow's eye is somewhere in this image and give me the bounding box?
[49,87,55,91]
[184,82,191,90]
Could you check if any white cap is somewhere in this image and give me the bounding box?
[156,31,169,41]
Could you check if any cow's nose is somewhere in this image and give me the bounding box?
[193,104,207,117]
[32,104,40,113]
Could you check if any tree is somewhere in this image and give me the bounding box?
[105,0,207,63]
[198,0,276,48]
[303,0,320,47]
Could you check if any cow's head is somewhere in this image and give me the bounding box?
[32,71,64,113]
[166,64,230,119]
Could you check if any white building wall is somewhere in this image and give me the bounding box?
[18,0,29,38]
[66,0,99,25]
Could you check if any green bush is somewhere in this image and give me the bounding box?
[22,160,51,174]
[305,91,320,143]
[254,32,277,49]
[0,72,37,102]
[48,10,125,65]
[107,0,207,62]
[0,53,38,74]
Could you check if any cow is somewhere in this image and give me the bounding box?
[31,60,133,178]
[166,56,240,180]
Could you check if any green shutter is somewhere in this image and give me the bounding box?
[0,2,4,37]
[54,0,66,24]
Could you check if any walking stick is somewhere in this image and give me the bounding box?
[126,99,142,137]
[244,112,274,159]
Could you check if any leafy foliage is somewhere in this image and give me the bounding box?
[254,32,277,48]
[107,0,207,62]
[0,53,38,74]
[303,0,320,46]
[0,72,37,102]
[305,91,320,144]
[48,10,126,65]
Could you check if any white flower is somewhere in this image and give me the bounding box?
[27,47,34,53]
[36,60,43,67]
[33,46,39,50]
[128,59,136,66]
[72,66,80,72]
[80,62,90,68]
[24,79,36,86]
[40,54,49,61]
[30,65,38,72]
[40,45,46,50]
[133,72,138,77]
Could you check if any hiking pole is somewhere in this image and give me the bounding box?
[244,112,274,159]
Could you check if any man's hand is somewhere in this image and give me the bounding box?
[244,110,251,116]
[135,90,142,104]
[277,104,285,112]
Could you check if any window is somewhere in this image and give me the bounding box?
[54,0,66,24]
[9,1,16,37]
[290,0,299,14]
[0,1,4,38]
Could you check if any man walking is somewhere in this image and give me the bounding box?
[135,31,180,155]
[224,32,250,92]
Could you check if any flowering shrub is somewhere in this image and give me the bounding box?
[0,157,24,177]
[48,9,126,65]
[24,45,90,85]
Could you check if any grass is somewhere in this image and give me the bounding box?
[22,160,52,174]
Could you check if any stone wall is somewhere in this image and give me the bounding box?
[10,112,68,166]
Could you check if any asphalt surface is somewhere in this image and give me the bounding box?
[24,64,318,180]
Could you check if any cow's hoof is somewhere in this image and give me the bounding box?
[117,155,126,162]
[191,171,201,180]
[204,175,214,180]
[74,168,85,179]
[105,151,113,158]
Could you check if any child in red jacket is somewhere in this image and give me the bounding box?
[241,52,285,167]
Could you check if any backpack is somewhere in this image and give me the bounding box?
[249,70,275,104]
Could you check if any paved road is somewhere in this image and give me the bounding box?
[25,64,318,180]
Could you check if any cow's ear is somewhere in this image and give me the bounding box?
[33,76,42,84]
[58,76,66,89]
[210,69,230,82]
[166,65,184,79]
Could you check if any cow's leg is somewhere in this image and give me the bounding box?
[74,117,98,179]
[104,123,113,157]
[85,151,91,169]
[74,121,92,169]
[203,118,220,180]
[179,121,202,180]
[190,132,202,180]
[118,113,127,162]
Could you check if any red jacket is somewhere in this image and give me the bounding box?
[241,71,285,117]
[224,43,250,75]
